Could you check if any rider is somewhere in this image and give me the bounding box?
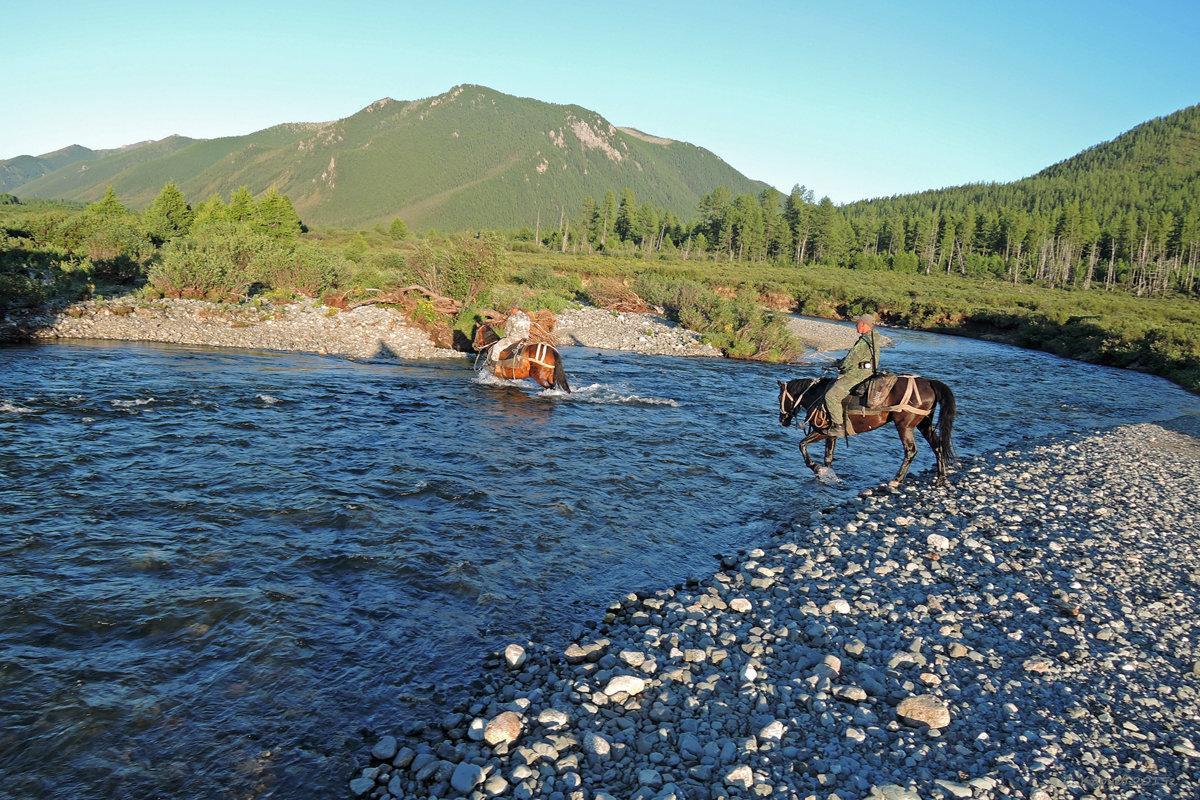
[488,307,531,364]
[824,312,882,438]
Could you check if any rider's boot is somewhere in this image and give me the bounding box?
[826,422,847,438]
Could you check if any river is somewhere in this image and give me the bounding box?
[1,326,1196,799]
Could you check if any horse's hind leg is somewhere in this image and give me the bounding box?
[917,416,947,485]
[823,437,836,468]
[891,422,919,486]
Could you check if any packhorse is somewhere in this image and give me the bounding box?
[472,323,571,393]
[777,373,956,486]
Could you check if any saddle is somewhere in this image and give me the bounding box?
[492,341,558,372]
[814,373,926,436]
[847,372,928,417]
[493,343,527,371]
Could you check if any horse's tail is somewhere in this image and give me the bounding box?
[929,379,957,461]
[552,349,571,393]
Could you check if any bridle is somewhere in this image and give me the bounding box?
[779,379,821,427]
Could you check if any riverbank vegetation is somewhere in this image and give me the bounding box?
[2,172,1197,389]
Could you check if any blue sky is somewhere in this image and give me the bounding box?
[5,0,1197,204]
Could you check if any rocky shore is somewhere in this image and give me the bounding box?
[349,419,1200,800]
[0,296,861,360]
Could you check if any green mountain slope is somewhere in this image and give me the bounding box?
[4,85,768,231]
[842,103,1200,225]
[0,145,101,193]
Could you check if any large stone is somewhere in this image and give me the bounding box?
[504,643,527,669]
[484,711,524,746]
[896,695,951,729]
[370,734,397,762]
[725,764,755,789]
[583,730,611,756]
[603,674,647,697]
[451,761,486,794]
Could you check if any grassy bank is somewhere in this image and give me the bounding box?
[500,252,1200,394]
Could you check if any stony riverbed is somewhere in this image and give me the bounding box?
[350,419,1200,800]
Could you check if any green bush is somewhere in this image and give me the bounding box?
[150,221,288,296]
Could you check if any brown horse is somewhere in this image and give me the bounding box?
[777,374,956,486]
[472,324,571,393]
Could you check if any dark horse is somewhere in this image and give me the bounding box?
[777,374,956,486]
[472,324,571,393]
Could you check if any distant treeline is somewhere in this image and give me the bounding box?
[542,106,1200,299]
[538,182,1198,300]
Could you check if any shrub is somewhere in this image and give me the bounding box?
[149,221,286,296]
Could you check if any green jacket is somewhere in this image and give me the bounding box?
[838,330,881,379]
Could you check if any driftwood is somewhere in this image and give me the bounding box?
[324,286,462,315]
[478,308,558,345]
[581,277,653,313]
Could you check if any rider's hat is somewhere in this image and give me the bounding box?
[853,312,876,326]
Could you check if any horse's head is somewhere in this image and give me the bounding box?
[777,378,819,427]
[472,323,499,352]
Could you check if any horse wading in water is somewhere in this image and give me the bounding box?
[473,323,571,393]
[777,374,956,486]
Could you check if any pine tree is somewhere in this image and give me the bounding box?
[615,188,637,243]
[597,190,616,248]
[85,186,128,219]
[142,181,194,245]
[228,186,256,224]
[192,194,228,228]
[255,188,303,242]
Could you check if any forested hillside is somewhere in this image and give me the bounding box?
[530,105,1197,301]
[0,86,767,232]
[824,104,1200,295]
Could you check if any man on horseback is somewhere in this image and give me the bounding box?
[488,307,531,366]
[824,312,882,438]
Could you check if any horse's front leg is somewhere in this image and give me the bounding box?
[798,431,825,475]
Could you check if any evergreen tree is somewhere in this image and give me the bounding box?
[85,186,129,219]
[783,185,814,264]
[141,181,194,245]
[254,188,303,242]
[228,186,256,224]
[597,190,616,248]
[579,196,597,252]
[635,202,659,249]
[615,188,637,243]
[388,217,410,241]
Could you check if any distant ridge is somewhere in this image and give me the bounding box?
[841,103,1200,225]
[0,85,769,231]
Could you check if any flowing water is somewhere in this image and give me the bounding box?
[1,326,1196,799]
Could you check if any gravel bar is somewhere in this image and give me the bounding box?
[351,419,1200,800]
[0,298,859,359]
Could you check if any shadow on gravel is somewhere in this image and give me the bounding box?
[1158,414,1200,440]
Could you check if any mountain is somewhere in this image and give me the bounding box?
[1,85,770,231]
[0,145,102,193]
[841,103,1200,225]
